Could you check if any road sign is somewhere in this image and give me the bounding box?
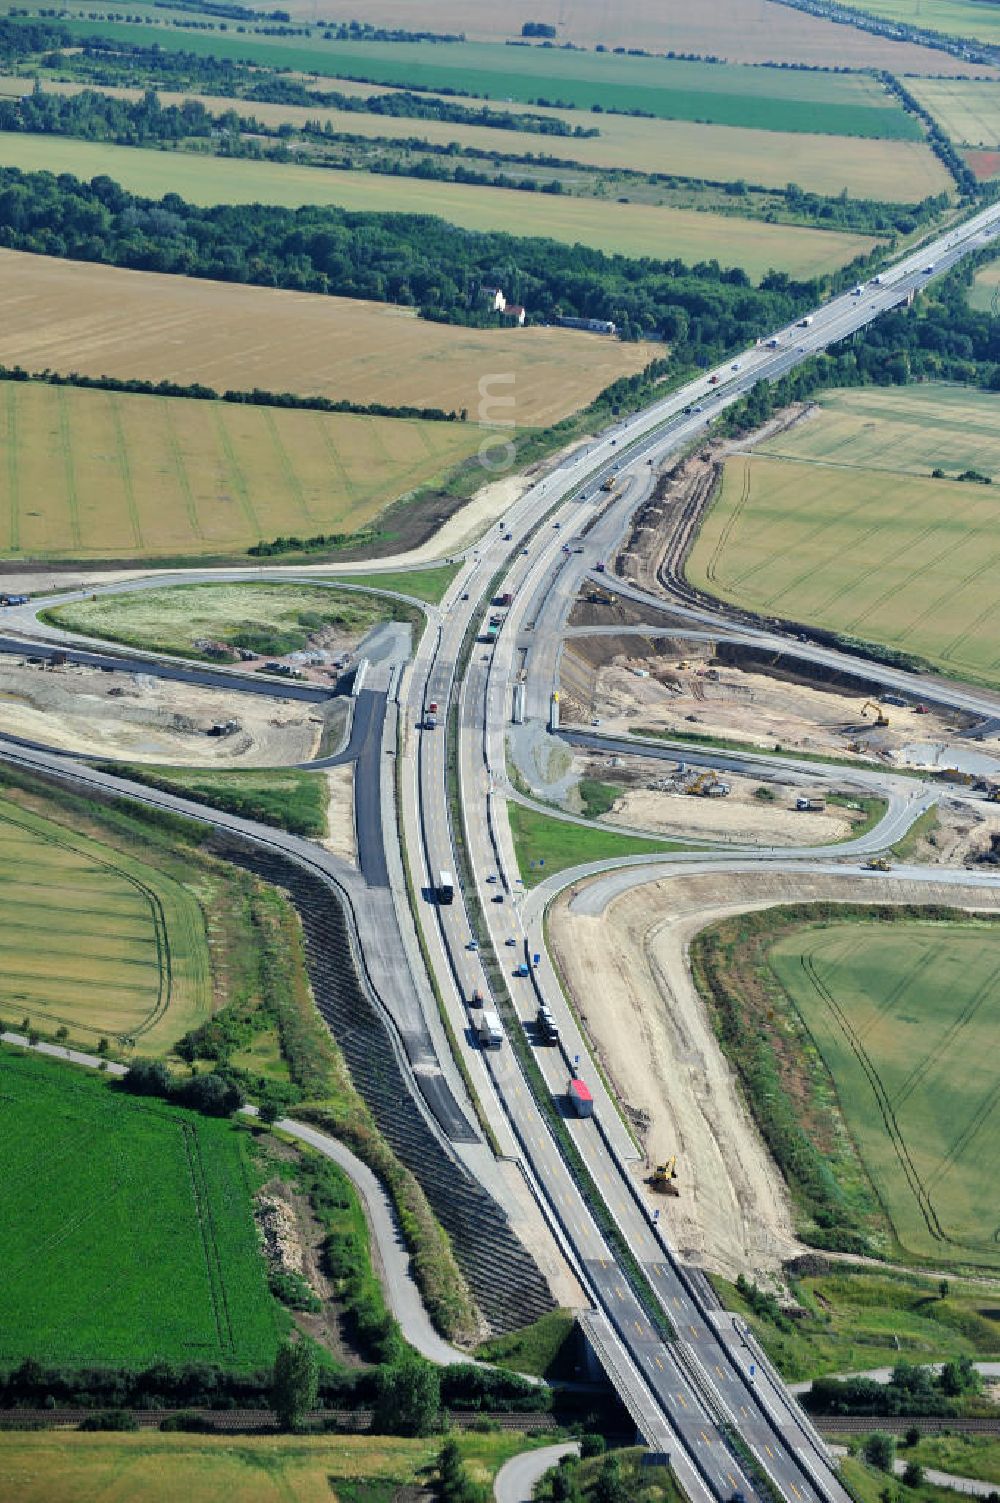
[750,1363,756,1379]
[533,954,540,967]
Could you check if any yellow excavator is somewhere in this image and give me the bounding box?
[687,771,717,796]
[861,700,889,727]
[648,1156,680,1196]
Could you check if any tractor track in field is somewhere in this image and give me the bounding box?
[798,949,949,1248]
[0,804,174,1042]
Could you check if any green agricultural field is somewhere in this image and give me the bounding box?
[909,77,1000,146]
[688,385,1000,690]
[0,381,482,562]
[829,0,1000,46]
[970,257,1000,312]
[0,1429,546,1503]
[45,581,405,659]
[0,793,210,1051]
[18,20,921,136]
[768,919,1000,1272]
[0,136,880,280]
[0,1047,279,1367]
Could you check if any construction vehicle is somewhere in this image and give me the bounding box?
[864,856,892,871]
[600,477,617,493]
[861,700,889,727]
[687,771,730,797]
[648,1156,679,1196]
[914,704,930,714]
[986,784,1000,803]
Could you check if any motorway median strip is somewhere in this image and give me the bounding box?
[445,598,675,1343]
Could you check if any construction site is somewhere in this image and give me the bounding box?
[0,653,342,766]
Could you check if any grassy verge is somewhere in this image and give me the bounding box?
[891,805,940,861]
[100,765,329,839]
[328,563,462,604]
[709,1265,1000,1383]
[509,803,683,888]
[826,793,889,841]
[577,778,620,819]
[839,1453,976,1503]
[475,1311,579,1380]
[906,1434,1000,1486]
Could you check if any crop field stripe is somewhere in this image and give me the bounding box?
[212,405,259,539]
[797,950,949,1246]
[4,382,18,552]
[705,455,750,584]
[108,392,144,552]
[163,398,206,542]
[182,1122,236,1359]
[262,407,313,526]
[55,386,82,551]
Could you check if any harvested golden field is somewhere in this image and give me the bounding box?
[0,249,656,426]
[909,77,1000,146]
[0,379,484,560]
[0,136,879,278]
[0,792,210,1049]
[28,79,952,201]
[688,386,1000,689]
[252,0,983,71]
[282,0,995,72]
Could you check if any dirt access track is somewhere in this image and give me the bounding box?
[0,656,332,766]
[548,869,1000,1282]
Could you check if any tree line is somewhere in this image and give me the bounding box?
[0,360,462,422]
[0,162,824,344]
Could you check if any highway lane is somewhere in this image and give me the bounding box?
[413,207,1000,1500]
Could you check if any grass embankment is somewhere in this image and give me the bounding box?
[45,582,405,661]
[710,1264,1000,1382]
[576,779,620,820]
[475,1311,579,1380]
[839,1454,973,1503]
[907,1434,1000,1486]
[690,904,1000,1266]
[108,766,329,840]
[328,564,462,605]
[535,1446,688,1503]
[0,1428,550,1503]
[0,1047,280,1369]
[509,803,683,887]
[687,385,1000,693]
[891,805,940,861]
[825,793,888,841]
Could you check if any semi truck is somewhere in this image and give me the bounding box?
[476,1010,503,1049]
[436,870,455,904]
[537,1005,560,1046]
[567,1077,594,1118]
[798,315,814,327]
